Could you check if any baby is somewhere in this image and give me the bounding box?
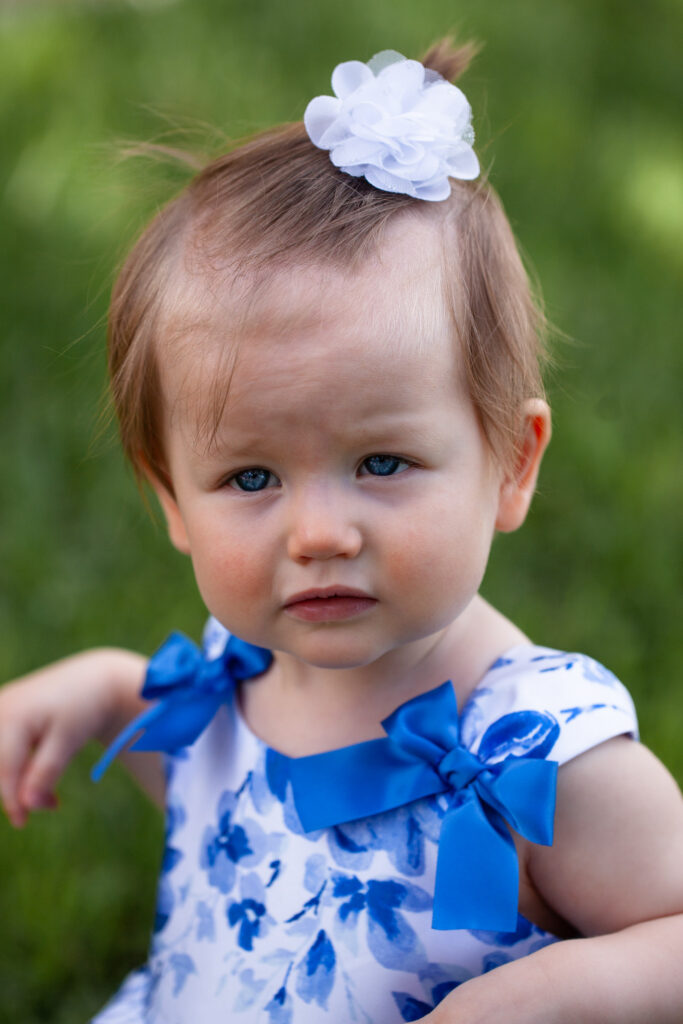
[2,40,683,1023]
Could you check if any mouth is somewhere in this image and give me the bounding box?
[283,586,377,622]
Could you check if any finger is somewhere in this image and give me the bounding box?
[0,721,34,827]
[24,791,59,811]
[18,725,75,810]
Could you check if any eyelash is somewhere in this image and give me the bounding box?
[226,455,412,493]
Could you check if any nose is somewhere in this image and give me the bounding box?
[286,481,363,562]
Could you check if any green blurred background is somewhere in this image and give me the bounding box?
[0,0,681,1019]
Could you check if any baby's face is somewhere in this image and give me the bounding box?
[154,220,512,670]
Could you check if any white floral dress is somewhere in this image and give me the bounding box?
[92,621,637,1023]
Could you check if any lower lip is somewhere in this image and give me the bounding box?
[284,596,377,622]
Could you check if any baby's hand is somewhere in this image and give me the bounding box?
[0,649,147,828]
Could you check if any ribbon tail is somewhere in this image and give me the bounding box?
[91,690,226,782]
[91,701,169,782]
[129,690,225,753]
[433,794,519,932]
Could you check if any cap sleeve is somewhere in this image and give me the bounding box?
[459,646,639,768]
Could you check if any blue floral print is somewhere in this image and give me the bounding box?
[325,806,430,876]
[332,874,432,972]
[477,710,560,763]
[531,652,620,688]
[265,984,294,1024]
[200,784,268,894]
[295,930,336,1007]
[196,901,215,942]
[392,977,462,1019]
[228,872,274,950]
[229,898,267,950]
[169,953,196,996]
[393,992,434,1021]
[153,799,185,933]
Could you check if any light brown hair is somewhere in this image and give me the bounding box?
[108,38,547,489]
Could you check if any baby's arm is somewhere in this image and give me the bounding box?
[429,737,683,1023]
[0,649,164,827]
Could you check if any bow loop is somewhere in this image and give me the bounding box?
[381,680,462,768]
[224,638,273,682]
[141,632,204,698]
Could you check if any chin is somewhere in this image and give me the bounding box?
[278,634,389,671]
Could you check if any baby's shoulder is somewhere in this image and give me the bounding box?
[460,645,639,768]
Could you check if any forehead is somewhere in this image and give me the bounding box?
[160,215,462,437]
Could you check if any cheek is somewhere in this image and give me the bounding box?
[189,530,268,614]
[383,494,494,599]
[381,513,451,592]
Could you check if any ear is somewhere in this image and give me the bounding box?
[141,461,192,555]
[495,399,551,533]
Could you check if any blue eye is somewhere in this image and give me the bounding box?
[361,455,408,477]
[229,468,275,492]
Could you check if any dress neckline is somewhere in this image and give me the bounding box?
[231,641,551,757]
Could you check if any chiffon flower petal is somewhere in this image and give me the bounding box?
[303,96,342,146]
[331,60,374,99]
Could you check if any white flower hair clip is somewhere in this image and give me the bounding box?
[304,49,480,202]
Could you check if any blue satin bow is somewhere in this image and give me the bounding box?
[91,631,272,781]
[287,680,557,932]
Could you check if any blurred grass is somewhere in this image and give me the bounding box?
[0,0,681,1019]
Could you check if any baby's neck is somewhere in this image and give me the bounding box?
[238,596,529,757]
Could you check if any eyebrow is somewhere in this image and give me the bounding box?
[201,412,442,460]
